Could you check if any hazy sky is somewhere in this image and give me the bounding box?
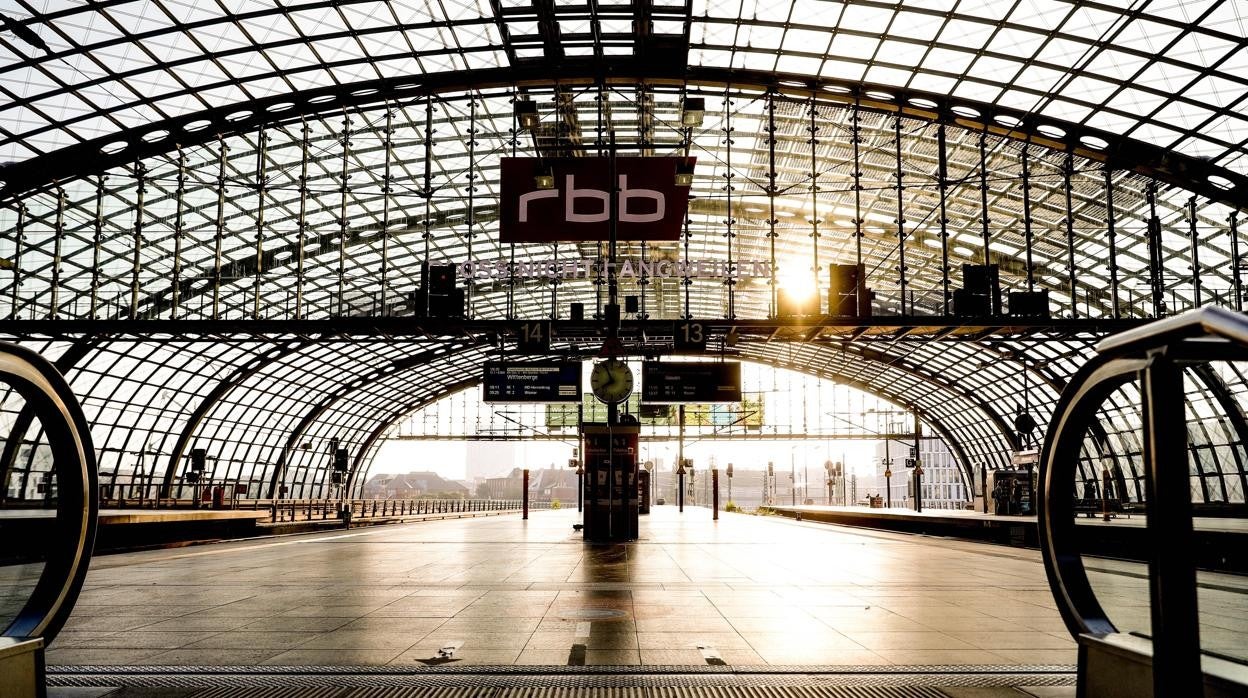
[372,360,904,481]
[371,437,880,481]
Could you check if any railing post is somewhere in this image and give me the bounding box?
[1141,353,1201,696]
[713,468,719,521]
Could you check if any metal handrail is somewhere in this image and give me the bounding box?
[0,343,97,644]
[1040,307,1248,697]
[89,496,552,523]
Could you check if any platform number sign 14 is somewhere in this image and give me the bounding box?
[517,321,551,353]
[674,321,707,351]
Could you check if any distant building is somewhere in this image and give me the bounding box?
[477,467,577,502]
[529,467,578,503]
[873,432,969,510]
[361,471,469,499]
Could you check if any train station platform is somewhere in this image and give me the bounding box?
[39,505,1098,695]
[765,505,1040,547]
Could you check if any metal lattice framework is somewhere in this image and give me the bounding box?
[0,0,1246,503]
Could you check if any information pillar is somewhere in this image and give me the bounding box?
[580,423,640,542]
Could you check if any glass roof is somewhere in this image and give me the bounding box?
[1,0,1247,502]
[0,0,1244,178]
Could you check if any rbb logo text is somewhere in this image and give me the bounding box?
[519,175,664,224]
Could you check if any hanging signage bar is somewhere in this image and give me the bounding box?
[483,361,582,403]
[499,157,694,243]
[641,362,742,404]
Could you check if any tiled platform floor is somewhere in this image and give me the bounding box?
[36,505,1099,668]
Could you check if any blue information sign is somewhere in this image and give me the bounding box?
[483,361,582,403]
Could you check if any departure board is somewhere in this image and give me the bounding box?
[641,362,741,403]
[483,361,582,403]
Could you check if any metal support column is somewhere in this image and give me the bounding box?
[130,168,144,320]
[422,97,433,318]
[90,176,105,318]
[937,123,950,315]
[295,124,309,318]
[1064,155,1077,318]
[1140,353,1201,697]
[1105,167,1120,318]
[894,116,907,312]
[979,133,991,264]
[170,151,186,318]
[1232,211,1243,311]
[466,97,478,319]
[336,115,351,317]
[1188,196,1201,308]
[51,187,65,318]
[808,99,821,303]
[9,205,22,318]
[712,468,719,521]
[677,404,685,512]
[1146,182,1165,317]
[723,92,736,319]
[522,468,529,520]
[211,139,227,319]
[852,102,864,273]
[1021,145,1034,292]
[913,409,923,513]
[253,128,268,319]
[378,107,394,315]
[767,92,779,316]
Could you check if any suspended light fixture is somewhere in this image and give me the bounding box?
[674,160,695,186]
[680,97,704,127]
[534,164,555,189]
[514,99,539,129]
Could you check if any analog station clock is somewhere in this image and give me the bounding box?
[590,359,634,404]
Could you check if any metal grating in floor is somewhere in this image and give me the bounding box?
[46,665,1077,695]
[48,664,1076,675]
[49,687,1004,698]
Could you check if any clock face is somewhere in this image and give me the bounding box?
[590,359,634,404]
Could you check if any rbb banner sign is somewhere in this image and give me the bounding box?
[500,157,694,243]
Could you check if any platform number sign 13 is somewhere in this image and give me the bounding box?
[517,321,551,353]
[674,321,707,351]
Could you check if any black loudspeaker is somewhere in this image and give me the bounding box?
[962,264,998,294]
[331,472,344,485]
[410,289,465,318]
[334,448,349,472]
[828,264,871,317]
[423,263,457,294]
[959,264,1002,315]
[190,448,207,472]
[570,302,584,321]
[624,295,639,314]
[953,289,991,317]
[1008,290,1050,317]
[828,264,860,295]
